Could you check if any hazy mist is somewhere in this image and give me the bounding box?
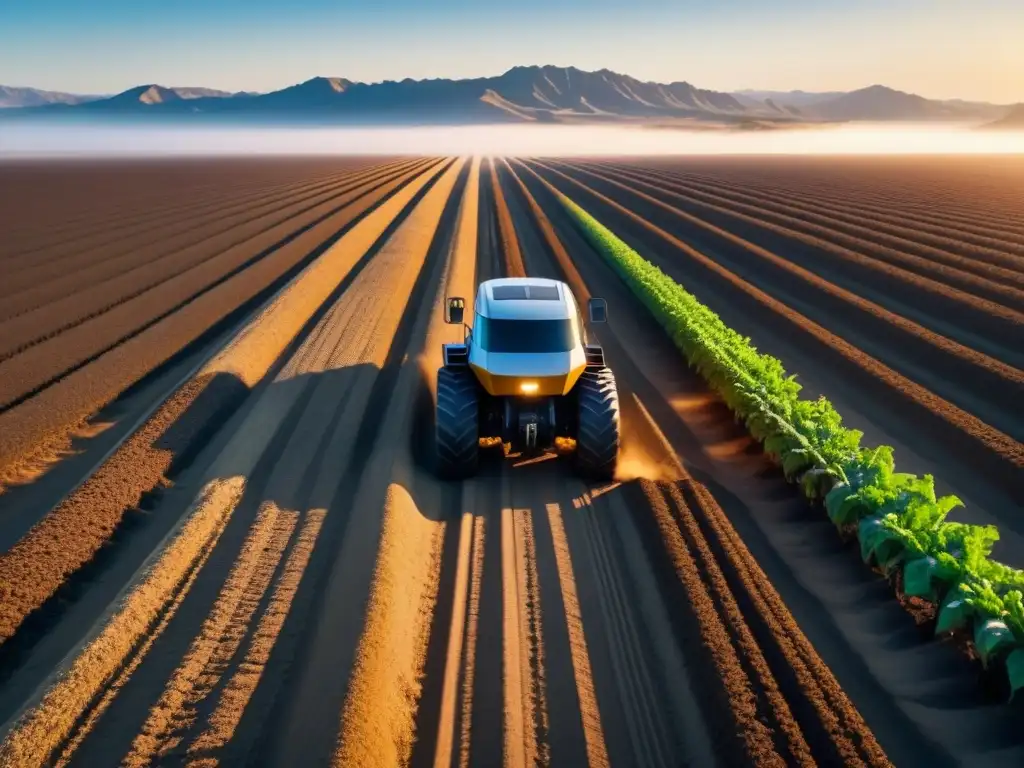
[2,121,1022,158]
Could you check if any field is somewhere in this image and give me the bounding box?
[0,154,1022,767]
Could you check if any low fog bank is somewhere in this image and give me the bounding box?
[2,121,1023,157]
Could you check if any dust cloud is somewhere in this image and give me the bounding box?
[2,121,1022,158]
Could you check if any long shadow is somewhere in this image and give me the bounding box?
[235,159,469,766]
[0,159,443,550]
[0,161,453,730]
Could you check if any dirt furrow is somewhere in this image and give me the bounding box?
[3,154,1020,768]
[0,160,420,352]
[598,161,1024,292]
[629,161,1024,262]
[0,159,390,267]
[0,159,421,318]
[488,157,527,278]
[507,161,828,765]
[0,160,443,492]
[1,158,464,768]
[0,163,283,249]
[629,157,1024,231]
[184,507,325,765]
[257,160,468,768]
[0,167,323,267]
[523,162,1024,499]
[0,159,448,669]
[668,477,887,766]
[554,161,1024,358]
[121,503,296,768]
[521,157,1024,762]
[0,161,433,409]
[509,161,962,765]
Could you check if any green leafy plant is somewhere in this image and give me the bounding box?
[559,192,1024,697]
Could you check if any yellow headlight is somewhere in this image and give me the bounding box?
[520,381,539,394]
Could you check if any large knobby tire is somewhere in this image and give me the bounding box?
[436,366,480,479]
[575,367,620,480]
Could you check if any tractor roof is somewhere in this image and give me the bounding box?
[476,277,576,321]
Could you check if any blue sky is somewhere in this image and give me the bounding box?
[2,0,1022,102]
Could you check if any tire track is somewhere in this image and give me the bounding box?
[541,502,609,768]
[498,160,715,767]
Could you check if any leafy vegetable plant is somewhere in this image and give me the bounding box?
[560,192,1024,696]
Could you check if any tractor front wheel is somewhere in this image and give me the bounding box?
[575,368,620,480]
[436,366,480,479]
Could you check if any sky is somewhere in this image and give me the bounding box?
[2,0,1022,103]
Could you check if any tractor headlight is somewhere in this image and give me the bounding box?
[520,381,539,394]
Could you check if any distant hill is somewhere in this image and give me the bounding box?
[805,85,973,121]
[733,89,845,108]
[733,85,1010,122]
[981,104,1024,129]
[9,66,760,125]
[93,84,250,109]
[0,85,103,108]
[2,67,1012,126]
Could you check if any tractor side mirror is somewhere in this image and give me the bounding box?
[588,297,608,324]
[445,297,465,325]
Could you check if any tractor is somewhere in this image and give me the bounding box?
[435,277,620,479]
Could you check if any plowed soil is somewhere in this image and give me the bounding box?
[1,155,1022,768]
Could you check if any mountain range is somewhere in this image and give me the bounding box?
[1,66,1016,127]
[983,104,1024,130]
[0,85,105,108]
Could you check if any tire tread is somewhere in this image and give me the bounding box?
[576,367,620,479]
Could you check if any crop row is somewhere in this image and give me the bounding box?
[636,158,1024,227]
[556,162,1024,346]
[594,162,1024,290]
[558,192,1024,698]
[625,161,1024,254]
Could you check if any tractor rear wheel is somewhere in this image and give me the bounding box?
[436,366,479,478]
[575,367,620,479]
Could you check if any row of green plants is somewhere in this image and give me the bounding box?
[559,192,1024,697]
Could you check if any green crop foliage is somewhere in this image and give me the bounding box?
[560,192,1024,694]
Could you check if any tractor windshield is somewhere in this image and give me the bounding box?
[474,316,576,353]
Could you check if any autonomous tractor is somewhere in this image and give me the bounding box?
[435,277,620,479]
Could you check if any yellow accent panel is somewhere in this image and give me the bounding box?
[470,362,587,397]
